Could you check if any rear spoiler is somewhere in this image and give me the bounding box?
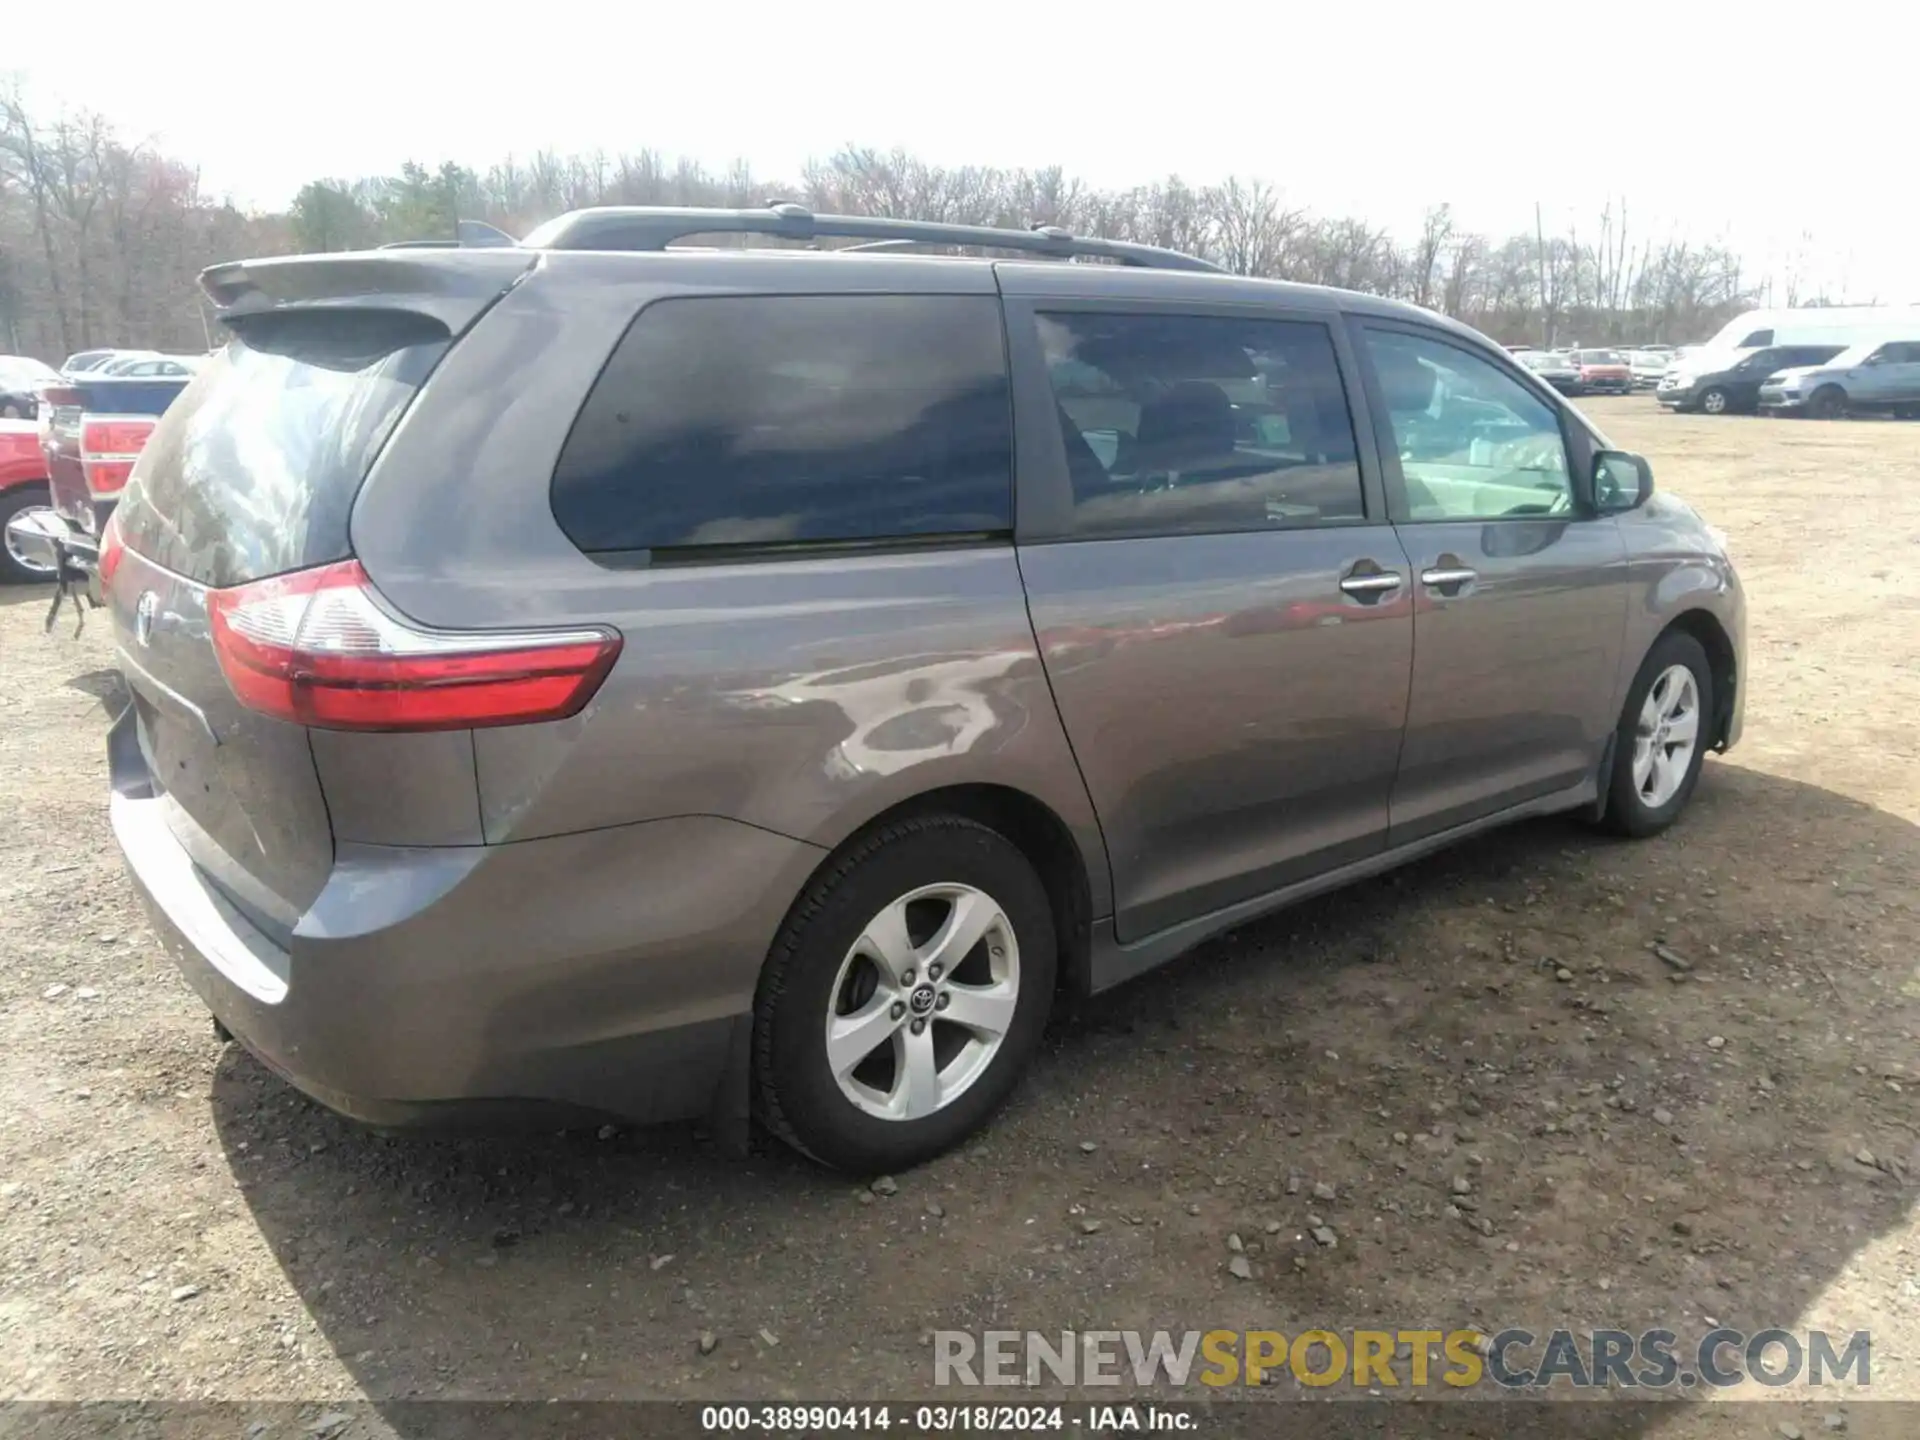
[378,220,520,251]
[198,247,536,333]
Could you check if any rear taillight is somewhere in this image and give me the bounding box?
[98,510,126,587]
[207,560,622,732]
[80,414,155,497]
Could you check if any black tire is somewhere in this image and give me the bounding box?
[1698,387,1730,415]
[1808,386,1847,420]
[0,483,56,586]
[1600,631,1715,839]
[753,814,1056,1173]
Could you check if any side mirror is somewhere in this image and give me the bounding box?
[1593,450,1653,513]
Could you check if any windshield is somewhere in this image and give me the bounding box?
[1576,350,1623,364]
[116,310,449,587]
[1820,342,1883,368]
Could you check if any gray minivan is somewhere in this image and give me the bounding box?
[102,206,1745,1172]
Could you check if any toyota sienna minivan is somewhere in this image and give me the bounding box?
[102,205,1745,1172]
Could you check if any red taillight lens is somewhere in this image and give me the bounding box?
[80,415,155,498]
[98,511,126,587]
[83,459,137,495]
[81,419,155,456]
[207,561,623,732]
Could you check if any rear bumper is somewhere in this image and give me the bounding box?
[108,706,826,1129]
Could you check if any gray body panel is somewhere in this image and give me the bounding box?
[108,238,1748,1131]
[1387,517,1630,844]
[1019,531,1413,941]
[110,545,335,935]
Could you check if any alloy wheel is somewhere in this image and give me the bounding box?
[824,883,1019,1121]
[1631,664,1700,809]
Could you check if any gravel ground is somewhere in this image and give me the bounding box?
[2,399,1917,1434]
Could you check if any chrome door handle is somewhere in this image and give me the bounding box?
[1420,567,1478,588]
[1339,573,1403,597]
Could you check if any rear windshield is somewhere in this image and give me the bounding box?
[116,310,447,588]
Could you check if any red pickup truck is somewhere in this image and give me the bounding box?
[0,419,54,584]
[2,374,189,592]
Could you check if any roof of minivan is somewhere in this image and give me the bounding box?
[202,243,1497,355]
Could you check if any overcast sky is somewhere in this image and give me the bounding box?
[14,1,1919,300]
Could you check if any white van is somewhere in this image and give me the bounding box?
[1704,306,1920,351]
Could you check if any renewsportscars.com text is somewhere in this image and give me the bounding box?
[933,1327,1871,1390]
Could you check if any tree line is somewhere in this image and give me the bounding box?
[4,90,1769,363]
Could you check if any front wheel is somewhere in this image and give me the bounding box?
[1698,387,1730,415]
[1808,386,1848,420]
[1600,631,1715,838]
[754,815,1056,1172]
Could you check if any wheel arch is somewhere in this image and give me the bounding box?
[788,782,1099,1006]
[1662,608,1738,750]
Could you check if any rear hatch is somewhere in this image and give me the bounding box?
[107,252,533,936]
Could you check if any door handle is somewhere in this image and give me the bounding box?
[1338,569,1403,601]
[1420,567,1478,587]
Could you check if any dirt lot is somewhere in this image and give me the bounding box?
[2,398,1917,1432]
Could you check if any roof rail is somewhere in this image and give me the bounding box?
[517,203,1222,273]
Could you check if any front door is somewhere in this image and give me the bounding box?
[1006,298,1413,941]
[1352,321,1630,847]
[1856,342,1920,410]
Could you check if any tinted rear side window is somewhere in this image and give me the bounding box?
[117,310,447,588]
[551,295,1013,558]
[1035,311,1364,539]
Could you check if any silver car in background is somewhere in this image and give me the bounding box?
[1627,350,1673,389]
[1760,339,1920,418]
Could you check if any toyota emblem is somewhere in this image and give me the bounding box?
[133,591,158,647]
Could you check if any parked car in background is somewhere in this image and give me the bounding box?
[9,372,193,590]
[1759,339,1920,418]
[1657,344,1846,415]
[1518,349,1581,393]
[0,418,56,583]
[0,356,61,419]
[1626,350,1671,389]
[1570,349,1632,395]
[62,348,159,376]
[98,353,204,378]
[101,205,1745,1173]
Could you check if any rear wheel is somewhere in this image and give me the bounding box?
[1808,386,1848,420]
[1698,387,1730,415]
[1600,631,1714,838]
[754,815,1056,1172]
[0,484,58,585]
